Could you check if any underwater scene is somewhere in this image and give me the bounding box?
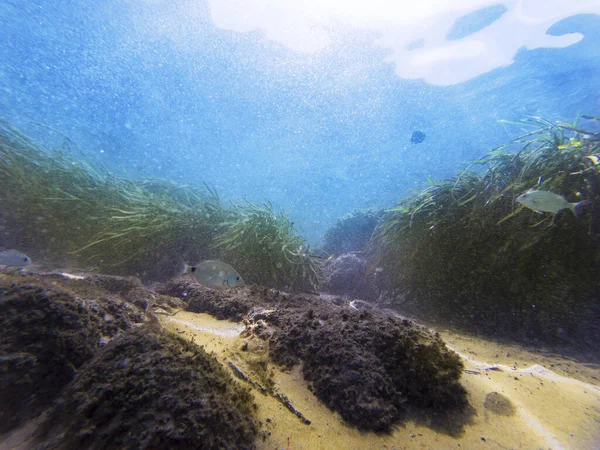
[1,1,600,449]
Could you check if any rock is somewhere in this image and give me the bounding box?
[82,273,143,292]
[349,299,373,311]
[484,392,516,416]
[156,278,261,321]
[0,274,146,434]
[156,278,320,321]
[321,253,375,299]
[36,328,257,449]
[267,305,468,432]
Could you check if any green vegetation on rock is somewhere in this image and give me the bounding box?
[37,328,257,450]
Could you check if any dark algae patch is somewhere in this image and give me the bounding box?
[0,274,144,434]
[36,328,257,450]
[157,279,321,321]
[158,277,260,321]
[0,271,257,449]
[484,392,516,416]
[160,278,469,433]
[268,306,469,432]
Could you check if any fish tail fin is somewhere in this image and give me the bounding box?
[571,200,592,216]
[176,256,194,275]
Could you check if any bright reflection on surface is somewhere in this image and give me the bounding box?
[207,0,600,84]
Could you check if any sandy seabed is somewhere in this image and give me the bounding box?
[167,311,600,450]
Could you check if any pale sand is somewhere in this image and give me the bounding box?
[165,311,600,450]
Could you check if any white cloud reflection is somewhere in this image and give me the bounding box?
[207,0,600,85]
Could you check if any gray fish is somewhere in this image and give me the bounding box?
[517,190,587,214]
[184,260,244,289]
[0,249,32,267]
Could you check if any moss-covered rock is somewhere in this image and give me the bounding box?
[0,271,258,449]
[0,274,145,433]
[321,252,375,298]
[322,209,383,255]
[267,306,467,431]
[157,277,262,321]
[36,327,257,450]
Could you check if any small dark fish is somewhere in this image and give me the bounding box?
[410,130,426,144]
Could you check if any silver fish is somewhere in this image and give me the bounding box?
[184,259,244,289]
[516,190,586,214]
[0,249,32,267]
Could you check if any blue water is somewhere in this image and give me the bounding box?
[1,1,599,244]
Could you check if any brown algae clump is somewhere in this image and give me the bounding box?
[484,392,516,416]
[36,327,257,450]
[268,306,468,432]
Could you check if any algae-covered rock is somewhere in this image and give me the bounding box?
[161,277,467,432]
[321,252,374,299]
[322,209,383,255]
[0,274,145,433]
[157,278,321,321]
[0,271,258,449]
[36,327,257,450]
[484,392,516,416]
[157,277,261,321]
[267,306,467,431]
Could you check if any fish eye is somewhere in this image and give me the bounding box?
[23,257,29,262]
[236,276,240,280]
[191,267,197,273]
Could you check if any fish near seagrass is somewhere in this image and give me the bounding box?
[516,190,589,215]
[0,249,32,267]
[182,259,244,289]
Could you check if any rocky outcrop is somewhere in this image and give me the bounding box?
[266,306,468,431]
[36,328,256,450]
[320,252,375,299]
[1,268,469,445]
[0,271,257,449]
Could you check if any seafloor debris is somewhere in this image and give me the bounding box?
[228,360,267,393]
[227,360,310,425]
[272,390,311,425]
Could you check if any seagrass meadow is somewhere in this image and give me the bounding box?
[0,120,318,289]
[321,208,383,255]
[368,115,600,348]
